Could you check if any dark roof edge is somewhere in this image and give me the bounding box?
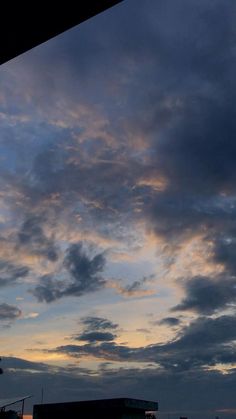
[0,1,124,65]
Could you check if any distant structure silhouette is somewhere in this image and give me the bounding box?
[33,398,158,419]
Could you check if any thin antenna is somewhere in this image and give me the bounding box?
[41,387,44,404]
[21,399,25,418]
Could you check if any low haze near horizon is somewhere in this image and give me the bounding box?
[1,1,236,418]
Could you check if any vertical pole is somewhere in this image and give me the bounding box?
[21,399,25,418]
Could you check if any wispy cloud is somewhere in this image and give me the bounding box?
[0,303,21,320]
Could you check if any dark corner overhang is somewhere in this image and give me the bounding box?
[0,1,124,65]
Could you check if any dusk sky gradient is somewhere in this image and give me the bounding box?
[1,1,236,418]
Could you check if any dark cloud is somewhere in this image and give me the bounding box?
[212,235,236,275]
[0,303,21,320]
[120,0,236,248]
[147,192,232,241]
[64,243,106,288]
[72,316,118,343]
[1,356,49,371]
[80,316,118,331]
[5,356,236,418]
[74,331,116,343]
[172,276,236,315]
[53,314,236,373]
[175,315,236,348]
[54,342,134,362]
[153,99,236,197]
[32,242,106,302]
[31,274,66,303]
[164,314,236,369]
[18,215,58,261]
[159,317,181,326]
[3,357,236,419]
[142,0,236,186]
[156,315,236,371]
[0,260,29,287]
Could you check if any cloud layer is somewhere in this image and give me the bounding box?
[52,313,236,373]
[0,1,236,417]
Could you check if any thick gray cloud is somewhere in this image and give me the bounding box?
[83,0,233,251]
[172,276,236,315]
[0,303,21,320]
[32,243,106,302]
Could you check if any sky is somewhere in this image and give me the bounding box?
[0,0,236,417]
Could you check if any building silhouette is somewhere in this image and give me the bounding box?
[33,398,158,419]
